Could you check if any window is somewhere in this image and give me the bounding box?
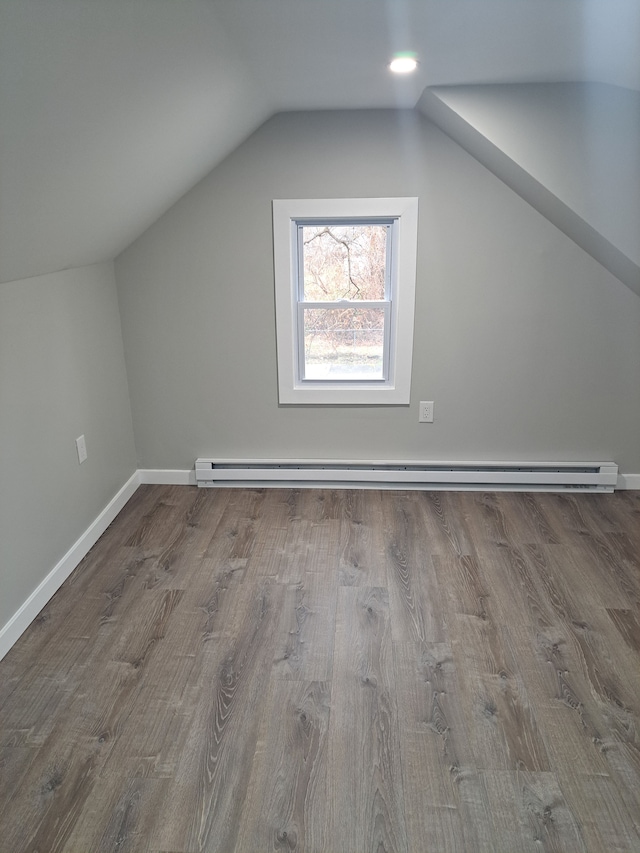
[273,197,418,404]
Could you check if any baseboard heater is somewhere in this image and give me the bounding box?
[195,459,618,492]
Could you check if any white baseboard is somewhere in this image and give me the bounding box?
[617,473,640,489]
[0,471,140,662]
[138,469,196,486]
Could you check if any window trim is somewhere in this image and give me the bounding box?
[273,197,418,405]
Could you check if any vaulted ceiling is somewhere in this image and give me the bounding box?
[1,0,639,284]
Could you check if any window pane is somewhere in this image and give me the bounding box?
[303,306,386,380]
[302,224,387,301]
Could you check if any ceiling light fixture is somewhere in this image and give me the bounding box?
[389,54,418,74]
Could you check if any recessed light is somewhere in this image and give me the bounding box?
[389,54,418,74]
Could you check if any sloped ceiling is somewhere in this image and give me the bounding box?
[0,0,268,283]
[1,0,639,284]
[418,83,640,296]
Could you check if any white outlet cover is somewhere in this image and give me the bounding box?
[76,434,88,463]
[419,401,434,423]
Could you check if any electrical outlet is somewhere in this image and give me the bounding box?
[76,434,88,464]
[419,401,434,423]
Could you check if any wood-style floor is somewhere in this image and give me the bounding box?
[1,485,640,852]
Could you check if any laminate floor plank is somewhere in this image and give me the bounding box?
[526,541,630,611]
[0,670,79,749]
[110,588,184,668]
[325,586,408,853]
[272,571,338,682]
[386,493,447,644]
[0,545,160,746]
[338,489,388,588]
[0,745,37,809]
[244,494,308,581]
[537,495,640,605]
[178,556,248,645]
[457,491,513,550]
[199,487,266,572]
[98,598,212,779]
[611,492,640,545]
[575,535,640,609]
[63,774,169,853]
[2,487,640,852]
[312,488,349,522]
[451,615,551,772]
[553,772,640,853]
[392,641,475,851]
[0,539,143,682]
[481,770,586,852]
[503,491,564,545]
[281,514,340,587]
[417,490,475,557]
[467,544,559,638]
[124,488,191,551]
[435,552,491,622]
[506,616,618,753]
[507,615,640,829]
[523,544,640,711]
[234,679,331,853]
[150,580,286,853]
[606,607,640,652]
[536,492,601,538]
[533,697,640,836]
[392,639,504,853]
[582,493,640,545]
[101,694,195,781]
[141,514,226,594]
[242,490,342,585]
[0,655,149,851]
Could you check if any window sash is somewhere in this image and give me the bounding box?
[297,301,391,382]
[295,220,395,385]
[296,221,393,303]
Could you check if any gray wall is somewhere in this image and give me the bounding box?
[116,110,640,473]
[0,262,136,630]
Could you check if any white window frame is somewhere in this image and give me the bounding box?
[273,197,418,405]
